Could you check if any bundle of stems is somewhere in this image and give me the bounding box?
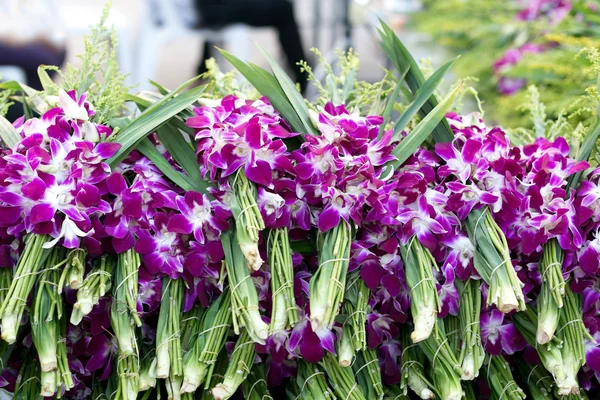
[13,355,43,400]
[400,325,435,399]
[321,353,367,400]
[465,208,526,313]
[115,355,139,400]
[342,272,369,352]
[310,221,353,332]
[456,279,484,379]
[71,255,113,325]
[0,234,50,343]
[181,290,232,393]
[58,247,86,292]
[512,306,566,390]
[293,360,337,400]
[32,248,74,397]
[242,364,273,400]
[482,355,526,400]
[537,239,565,344]
[267,227,298,333]
[353,348,384,400]
[212,330,256,400]
[514,356,554,400]
[155,277,184,380]
[557,285,594,396]
[229,170,265,272]
[110,250,142,357]
[417,320,463,400]
[399,238,440,343]
[221,228,269,343]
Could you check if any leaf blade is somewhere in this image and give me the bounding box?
[388,83,462,170]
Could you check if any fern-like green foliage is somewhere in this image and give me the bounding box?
[298,48,396,116]
[201,58,260,100]
[42,2,129,124]
[0,88,13,118]
[411,0,600,129]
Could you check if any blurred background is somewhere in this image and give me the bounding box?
[2,0,597,131]
[0,0,441,92]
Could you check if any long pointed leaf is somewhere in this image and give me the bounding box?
[0,115,20,148]
[393,57,457,140]
[377,20,454,143]
[137,139,198,192]
[388,83,462,170]
[257,45,317,135]
[108,85,205,167]
[566,119,600,194]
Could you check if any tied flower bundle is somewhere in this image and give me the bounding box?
[2,14,600,400]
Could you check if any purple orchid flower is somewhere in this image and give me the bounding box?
[288,317,336,362]
[480,309,527,355]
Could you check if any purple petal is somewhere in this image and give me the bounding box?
[318,207,340,232]
[30,203,55,224]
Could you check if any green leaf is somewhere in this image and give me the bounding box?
[37,67,56,93]
[341,68,357,103]
[565,119,600,194]
[107,84,205,168]
[377,20,454,143]
[381,80,403,134]
[148,80,171,96]
[155,123,208,193]
[136,139,198,192]
[219,49,305,132]
[0,115,21,148]
[393,57,457,140]
[388,83,462,170]
[257,45,317,136]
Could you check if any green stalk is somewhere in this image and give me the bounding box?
[229,170,265,271]
[14,354,43,400]
[537,240,565,344]
[31,248,61,374]
[462,382,476,400]
[294,360,337,400]
[417,320,463,400]
[115,354,139,400]
[110,250,141,357]
[181,290,232,393]
[155,278,184,380]
[58,247,86,292]
[353,348,384,400]
[310,221,353,332]
[0,267,12,305]
[222,228,269,343]
[267,227,298,333]
[512,306,566,390]
[139,355,157,392]
[514,356,554,400]
[338,323,354,367]
[212,330,256,400]
[400,325,435,399]
[343,272,369,352]
[399,238,440,343]
[456,279,484,380]
[71,256,113,325]
[321,353,367,400]
[482,355,526,400]
[242,364,273,400]
[166,375,184,400]
[0,234,50,343]
[557,285,593,396]
[465,208,526,313]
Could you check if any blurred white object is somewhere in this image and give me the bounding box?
[0,66,27,83]
[135,0,250,91]
[0,0,65,47]
[50,1,135,87]
[383,0,422,13]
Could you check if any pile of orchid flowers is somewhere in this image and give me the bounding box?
[1,67,600,400]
